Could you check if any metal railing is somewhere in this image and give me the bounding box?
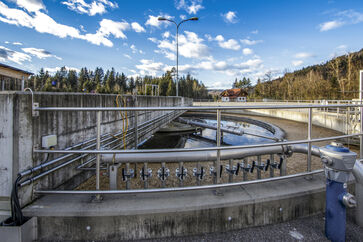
[19,102,363,195]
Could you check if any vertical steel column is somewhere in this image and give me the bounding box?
[179,161,184,187]
[196,161,201,186]
[161,162,166,188]
[125,162,130,189]
[144,162,148,189]
[134,97,138,149]
[269,154,274,177]
[228,159,233,183]
[360,70,363,158]
[215,109,221,184]
[243,158,247,181]
[257,155,261,179]
[307,107,312,172]
[96,111,101,200]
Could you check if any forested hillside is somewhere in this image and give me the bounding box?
[252,49,363,100]
[26,67,209,99]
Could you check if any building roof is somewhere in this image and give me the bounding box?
[0,62,33,76]
[220,88,248,98]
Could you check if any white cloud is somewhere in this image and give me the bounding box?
[242,48,253,55]
[319,20,344,31]
[213,35,240,50]
[154,31,210,60]
[44,66,80,74]
[175,0,204,14]
[123,54,132,59]
[318,9,363,32]
[83,19,130,47]
[292,60,303,67]
[130,44,144,54]
[0,45,31,64]
[135,59,165,76]
[145,14,172,28]
[240,38,263,45]
[162,31,170,38]
[12,0,45,12]
[222,11,237,23]
[131,22,145,33]
[22,47,62,60]
[294,52,314,59]
[12,41,23,45]
[180,14,186,20]
[148,37,158,43]
[336,44,347,50]
[0,2,133,47]
[61,0,118,16]
[251,29,258,34]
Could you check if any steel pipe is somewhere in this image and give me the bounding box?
[34,169,324,194]
[33,103,363,112]
[101,144,321,164]
[33,133,362,155]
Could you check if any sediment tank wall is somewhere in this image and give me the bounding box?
[0,92,190,210]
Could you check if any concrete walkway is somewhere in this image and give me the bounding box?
[137,212,363,242]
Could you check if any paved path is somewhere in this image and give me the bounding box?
[137,213,363,242]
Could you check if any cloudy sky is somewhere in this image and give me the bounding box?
[0,0,362,89]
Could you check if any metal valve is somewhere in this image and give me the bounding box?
[121,168,135,181]
[209,165,223,177]
[140,167,152,181]
[341,193,357,208]
[257,159,270,172]
[193,167,205,180]
[157,167,170,181]
[225,163,240,175]
[176,167,188,181]
[271,157,284,169]
[241,161,256,173]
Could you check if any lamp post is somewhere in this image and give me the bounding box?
[158,16,198,97]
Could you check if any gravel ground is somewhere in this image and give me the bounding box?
[133,212,363,242]
[76,114,358,190]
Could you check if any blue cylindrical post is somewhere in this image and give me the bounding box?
[320,143,357,242]
[325,179,346,242]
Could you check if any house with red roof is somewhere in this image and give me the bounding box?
[220,88,248,102]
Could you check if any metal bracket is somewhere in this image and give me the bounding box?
[24,88,39,117]
[225,163,240,175]
[193,167,205,180]
[176,167,188,181]
[140,167,152,181]
[157,167,170,181]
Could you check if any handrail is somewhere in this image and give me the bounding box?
[33,133,361,154]
[32,103,363,111]
[34,169,324,194]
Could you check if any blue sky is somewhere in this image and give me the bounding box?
[0,0,362,89]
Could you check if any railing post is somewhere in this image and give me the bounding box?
[257,155,261,179]
[96,110,101,200]
[215,109,221,184]
[269,154,274,177]
[307,107,312,172]
[134,97,138,149]
[360,70,363,158]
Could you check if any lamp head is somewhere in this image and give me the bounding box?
[189,17,198,21]
[158,17,167,21]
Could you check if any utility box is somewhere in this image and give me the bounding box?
[0,217,37,242]
[42,135,57,149]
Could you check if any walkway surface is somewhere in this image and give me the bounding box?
[137,212,363,242]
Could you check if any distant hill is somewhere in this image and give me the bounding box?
[252,48,363,100]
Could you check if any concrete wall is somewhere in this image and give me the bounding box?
[194,101,356,134]
[0,92,191,212]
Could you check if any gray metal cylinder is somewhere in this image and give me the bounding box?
[353,159,363,227]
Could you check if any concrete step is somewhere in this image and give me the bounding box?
[23,173,330,241]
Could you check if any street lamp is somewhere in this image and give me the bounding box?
[158,16,198,97]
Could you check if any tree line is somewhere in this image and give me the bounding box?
[26,67,209,99]
[251,48,363,100]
